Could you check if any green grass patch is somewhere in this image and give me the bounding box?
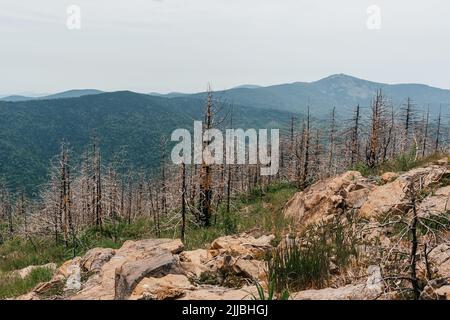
[181,182,297,250]
[0,267,53,299]
[266,220,357,293]
[352,151,444,178]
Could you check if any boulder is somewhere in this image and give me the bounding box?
[71,238,184,300]
[360,165,447,218]
[210,234,274,259]
[284,171,373,228]
[420,278,450,300]
[428,243,450,277]
[435,285,450,299]
[114,252,184,300]
[130,274,194,300]
[179,249,210,278]
[80,248,115,273]
[232,259,266,281]
[381,172,399,183]
[417,186,450,218]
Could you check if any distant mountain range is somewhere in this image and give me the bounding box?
[0,89,104,102]
[151,74,450,118]
[4,74,450,117]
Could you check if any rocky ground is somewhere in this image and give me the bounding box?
[12,158,450,300]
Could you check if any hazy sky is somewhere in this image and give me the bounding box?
[1,0,450,95]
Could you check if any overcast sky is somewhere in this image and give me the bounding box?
[1,0,450,95]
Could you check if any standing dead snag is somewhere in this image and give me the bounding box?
[181,162,186,243]
[90,136,103,229]
[18,189,27,237]
[350,105,360,166]
[435,106,442,154]
[199,88,214,227]
[366,90,386,168]
[402,97,414,152]
[313,129,322,179]
[422,106,430,158]
[158,137,167,236]
[300,106,310,190]
[0,183,13,239]
[58,141,76,249]
[381,105,394,162]
[328,107,336,175]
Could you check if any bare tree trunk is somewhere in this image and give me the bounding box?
[350,105,360,165]
[301,106,310,189]
[181,162,186,243]
[422,107,429,158]
[328,107,336,175]
[199,89,214,227]
[435,107,442,154]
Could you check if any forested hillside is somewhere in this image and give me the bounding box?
[0,91,294,193]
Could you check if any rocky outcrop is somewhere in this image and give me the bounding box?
[72,238,184,300]
[418,186,450,218]
[284,171,374,228]
[179,249,210,278]
[284,164,448,223]
[80,248,115,273]
[360,165,447,218]
[114,252,184,300]
[428,243,450,277]
[16,234,273,301]
[130,274,194,300]
[209,234,275,258]
[381,172,399,184]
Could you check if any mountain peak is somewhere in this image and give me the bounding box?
[314,73,366,83]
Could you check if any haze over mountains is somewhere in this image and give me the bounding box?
[1,73,450,193]
[159,74,450,117]
[4,74,448,116]
[0,89,104,102]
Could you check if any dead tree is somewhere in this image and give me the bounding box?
[382,105,395,162]
[300,106,310,189]
[402,97,414,152]
[350,105,361,165]
[0,183,13,239]
[422,107,430,158]
[434,107,442,154]
[367,90,386,168]
[90,137,103,229]
[328,107,336,175]
[58,141,75,248]
[313,129,322,180]
[198,89,214,227]
[181,162,186,243]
